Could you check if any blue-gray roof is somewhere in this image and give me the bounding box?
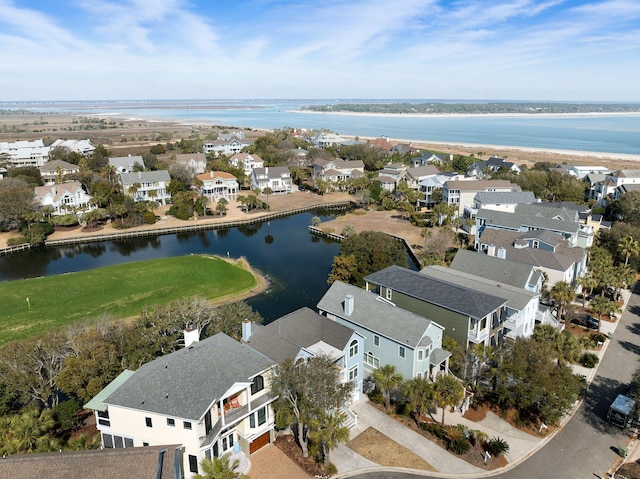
[104,333,274,421]
[365,265,507,319]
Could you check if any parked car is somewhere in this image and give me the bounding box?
[573,314,599,330]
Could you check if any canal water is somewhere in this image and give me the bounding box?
[0,211,342,323]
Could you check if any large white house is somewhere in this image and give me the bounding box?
[251,166,292,194]
[197,171,239,202]
[85,333,277,478]
[229,153,264,177]
[33,181,95,216]
[50,139,96,157]
[0,139,50,167]
[120,170,171,205]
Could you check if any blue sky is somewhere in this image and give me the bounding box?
[1,0,639,101]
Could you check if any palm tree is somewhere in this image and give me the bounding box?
[550,281,575,321]
[403,376,435,424]
[308,410,350,466]
[372,364,404,411]
[433,374,464,426]
[194,453,248,479]
[619,235,640,267]
[578,273,598,307]
[261,186,273,209]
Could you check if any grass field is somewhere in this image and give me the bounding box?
[0,255,258,345]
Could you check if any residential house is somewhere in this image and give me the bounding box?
[120,170,171,205]
[391,143,416,155]
[376,163,406,192]
[590,169,640,206]
[244,307,364,407]
[474,202,594,249]
[404,165,441,190]
[176,153,207,174]
[251,166,292,194]
[312,158,365,185]
[578,211,612,235]
[477,228,588,287]
[450,249,543,293]
[444,179,521,216]
[0,139,50,167]
[197,171,239,202]
[413,152,448,167]
[417,172,467,208]
[85,333,276,478]
[289,147,309,167]
[229,153,264,178]
[317,281,450,380]
[313,133,346,148]
[462,190,538,234]
[0,444,181,479]
[203,137,251,155]
[567,165,611,179]
[466,157,521,178]
[421,265,540,339]
[364,265,508,351]
[34,181,94,216]
[39,159,80,185]
[368,137,394,154]
[109,155,145,175]
[50,138,96,157]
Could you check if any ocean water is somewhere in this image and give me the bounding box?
[12,99,640,155]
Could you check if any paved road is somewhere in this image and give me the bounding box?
[345,282,640,479]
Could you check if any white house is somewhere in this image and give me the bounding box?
[50,139,96,157]
[251,166,292,194]
[312,158,365,185]
[33,181,95,216]
[120,170,171,205]
[39,159,80,185]
[444,179,521,216]
[203,138,251,155]
[175,153,207,174]
[85,333,277,478]
[244,307,364,410]
[462,190,538,234]
[229,153,264,178]
[0,139,50,167]
[197,171,239,202]
[109,155,145,175]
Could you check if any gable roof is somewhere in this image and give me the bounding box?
[175,153,206,163]
[120,170,171,186]
[34,181,86,202]
[103,333,274,421]
[449,249,539,290]
[108,156,145,169]
[247,307,356,363]
[0,445,179,479]
[40,159,79,173]
[317,281,442,348]
[365,265,507,319]
[476,206,580,235]
[474,191,537,205]
[444,179,519,191]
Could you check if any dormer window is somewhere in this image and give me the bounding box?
[251,375,264,395]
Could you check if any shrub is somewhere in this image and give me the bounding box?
[143,211,156,224]
[446,425,471,455]
[368,389,384,405]
[51,214,79,227]
[485,437,510,457]
[579,352,599,368]
[325,463,338,475]
[6,236,29,246]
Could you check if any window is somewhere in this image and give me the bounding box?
[221,433,234,452]
[189,455,198,473]
[143,442,149,446]
[418,350,423,361]
[251,375,264,395]
[97,410,110,427]
[102,433,134,449]
[349,365,358,382]
[365,351,380,369]
[183,421,192,430]
[167,418,175,427]
[145,417,152,428]
[399,346,406,359]
[250,407,268,428]
[417,372,422,378]
[349,339,358,358]
[385,288,392,300]
[373,335,380,347]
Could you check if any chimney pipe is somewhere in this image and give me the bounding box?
[344,294,354,316]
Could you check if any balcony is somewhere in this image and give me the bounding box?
[467,327,489,344]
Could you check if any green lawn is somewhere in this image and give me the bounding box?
[0,255,258,345]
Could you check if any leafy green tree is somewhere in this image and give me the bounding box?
[0,406,62,455]
[328,231,408,287]
[433,374,464,426]
[271,354,353,458]
[327,254,358,285]
[610,191,640,226]
[550,281,575,321]
[372,364,403,411]
[403,377,435,423]
[308,410,350,466]
[261,186,273,204]
[589,295,618,320]
[618,235,640,267]
[216,198,229,215]
[194,453,248,479]
[0,177,35,231]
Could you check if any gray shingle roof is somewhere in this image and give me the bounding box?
[317,281,441,347]
[476,207,580,235]
[422,266,538,311]
[474,191,537,205]
[120,170,170,185]
[449,249,537,290]
[104,333,274,421]
[365,266,507,319]
[247,307,355,363]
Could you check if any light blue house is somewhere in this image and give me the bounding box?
[317,281,450,381]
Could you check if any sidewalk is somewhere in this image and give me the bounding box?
[334,287,635,478]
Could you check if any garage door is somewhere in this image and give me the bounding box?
[249,432,270,454]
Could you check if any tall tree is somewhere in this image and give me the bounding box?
[618,235,640,267]
[271,354,353,458]
[403,376,435,423]
[308,410,350,466]
[372,364,403,411]
[0,177,35,231]
[193,453,248,479]
[550,281,576,321]
[433,374,464,426]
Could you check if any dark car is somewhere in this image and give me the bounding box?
[573,314,600,330]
